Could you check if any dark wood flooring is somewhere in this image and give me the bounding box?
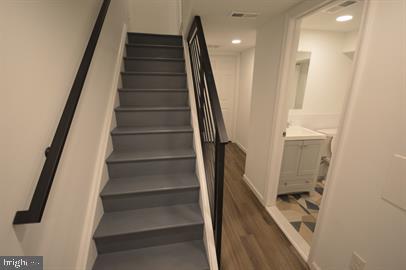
[221,143,309,270]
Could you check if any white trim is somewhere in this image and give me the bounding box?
[183,38,219,270]
[234,141,247,153]
[75,23,127,270]
[267,206,310,261]
[263,15,302,207]
[310,261,322,270]
[176,0,182,34]
[232,53,241,143]
[242,174,264,204]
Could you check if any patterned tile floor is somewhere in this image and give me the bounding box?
[276,180,326,245]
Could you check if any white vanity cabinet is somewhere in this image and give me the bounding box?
[278,139,324,194]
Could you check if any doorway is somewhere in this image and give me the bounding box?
[210,54,239,140]
[264,0,367,261]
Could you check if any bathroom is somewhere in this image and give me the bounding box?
[276,1,362,247]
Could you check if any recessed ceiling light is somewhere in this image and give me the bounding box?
[336,15,353,22]
[232,39,241,44]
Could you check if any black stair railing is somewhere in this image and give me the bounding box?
[13,0,111,225]
[187,16,229,266]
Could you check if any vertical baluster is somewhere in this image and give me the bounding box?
[214,134,225,262]
[188,39,205,145]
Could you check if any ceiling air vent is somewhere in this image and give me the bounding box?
[324,0,358,14]
[231,11,259,18]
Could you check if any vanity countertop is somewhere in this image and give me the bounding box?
[285,126,326,141]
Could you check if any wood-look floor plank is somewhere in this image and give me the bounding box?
[221,143,309,270]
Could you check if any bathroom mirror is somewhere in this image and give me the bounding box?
[290,51,311,110]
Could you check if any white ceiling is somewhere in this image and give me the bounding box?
[194,0,363,53]
[192,0,302,52]
[301,1,363,32]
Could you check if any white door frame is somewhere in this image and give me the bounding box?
[260,0,370,263]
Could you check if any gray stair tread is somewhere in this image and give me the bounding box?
[107,149,195,163]
[118,88,187,92]
[94,204,203,238]
[93,240,209,270]
[121,71,186,75]
[101,173,199,197]
[115,106,190,112]
[112,126,192,135]
[128,32,182,38]
[124,56,185,62]
[126,43,183,49]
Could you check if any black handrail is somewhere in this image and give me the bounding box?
[187,16,228,267]
[13,0,111,225]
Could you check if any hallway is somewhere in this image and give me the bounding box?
[221,143,308,270]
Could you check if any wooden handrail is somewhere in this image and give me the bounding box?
[13,0,111,224]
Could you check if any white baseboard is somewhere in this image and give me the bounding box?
[266,206,310,262]
[234,141,247,153]
[309,261,322,270]
[242,174,264,204]
[75,23,127,270]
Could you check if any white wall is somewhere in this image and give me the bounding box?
[180,0,196,36]
[244,14,287,200]
[288,30,354,130]
[235,48,255,152]
[310,1,406,269]
[0,0,128,268]
[342,30,359,53]
[127,0,181,35]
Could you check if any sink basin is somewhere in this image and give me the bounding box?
[285,126,326,141]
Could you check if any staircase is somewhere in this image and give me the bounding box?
[92,33,209,270]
